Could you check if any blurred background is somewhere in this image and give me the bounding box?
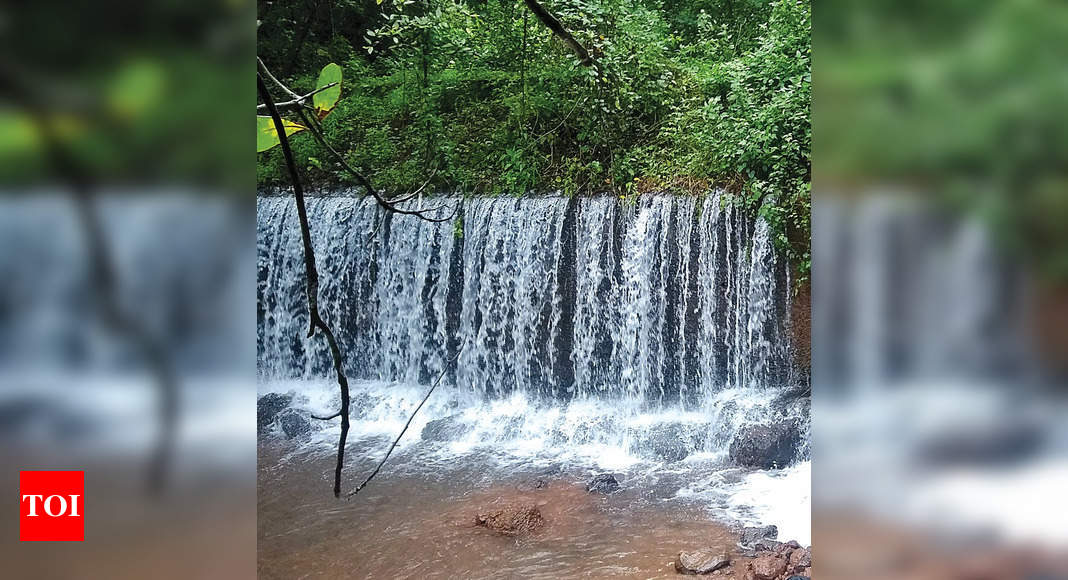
[0,0,255,578]
[815,0,1068,577]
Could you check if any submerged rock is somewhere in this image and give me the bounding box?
[636,423,695,462]
[257,393,292,432]
[420,415,471,442]
[279,411,311,438]
[475,504,545,536]
[674,549,730,574]
[729,422,801,469]
[586,473,620,494]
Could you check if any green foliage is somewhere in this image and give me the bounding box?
[313,63,343,116]
[257,116,307,153]
[257,0,811,274]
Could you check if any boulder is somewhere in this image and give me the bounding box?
[475,504,545,536]
[675,549,730,575]
[586,473,620,494]
[280,411,311,438]
[739,525,778,547]
[729,422,801,469]
[789,547,811,571]
[257,393,293,432]
[421,415,471,442]
[750,555,788,580]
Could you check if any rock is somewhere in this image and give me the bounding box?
[739,525,778,546]
[636,423,693,462]
[729,422,801,469]
[750,555,788,580]
[420,415,471,442]
[279,411,311,438]
[789,547,811,571]
[586,473,620,494]
[257,393,292,431]
[475,504,545,536]
[756,539,784,553]
[674,549,730,574]
[785,576,810,580]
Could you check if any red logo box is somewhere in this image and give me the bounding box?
[20,471,84,541]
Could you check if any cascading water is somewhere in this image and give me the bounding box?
[258,193,798,395]
[257,191,810,542]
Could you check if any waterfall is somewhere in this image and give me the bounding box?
[257,192,800,401]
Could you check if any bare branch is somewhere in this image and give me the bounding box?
[256,82,337,113]
[347,345,464,498]
[258,73,352,498]
[258,57,301,100]
[521,0,600,72]
[295,108,458,223]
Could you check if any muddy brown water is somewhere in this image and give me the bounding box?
[258,441,741,579]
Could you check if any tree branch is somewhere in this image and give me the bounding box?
[521,0,599,71]
[295,108,458,223]
[256,82,337,113]
[258,73,352,498]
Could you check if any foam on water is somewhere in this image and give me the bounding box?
[258,192,810,540]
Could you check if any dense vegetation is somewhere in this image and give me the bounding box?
[257,0,811,278]
[818,0,1068,282]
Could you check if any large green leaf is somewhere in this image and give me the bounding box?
[257,115,306,152]
[313,63,342,118]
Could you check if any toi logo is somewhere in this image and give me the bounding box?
[19,471,84,541]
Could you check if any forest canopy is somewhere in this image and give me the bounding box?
[257,0,812,276]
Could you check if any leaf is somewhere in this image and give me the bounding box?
[257,116,306,153]
[313,63,343,119]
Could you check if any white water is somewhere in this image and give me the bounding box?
[258,192,809,539]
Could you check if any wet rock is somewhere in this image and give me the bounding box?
[675,549,730,574]
[637,423,693,462]
[755,539,784,553]
[785,576,810,580]
[279,411,311,438]
[475,504,545,536]
[739,525,778,547]
[257,393,292,432]
[729,422,801,469]
[420,415,470,442]
[788,546,811,571]
[750,554,788,580]
[586,473,620,494]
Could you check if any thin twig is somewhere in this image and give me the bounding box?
[256,82,338,112]
[347,345,465,498]
[258,57,301,100]
[295,108,458,223]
